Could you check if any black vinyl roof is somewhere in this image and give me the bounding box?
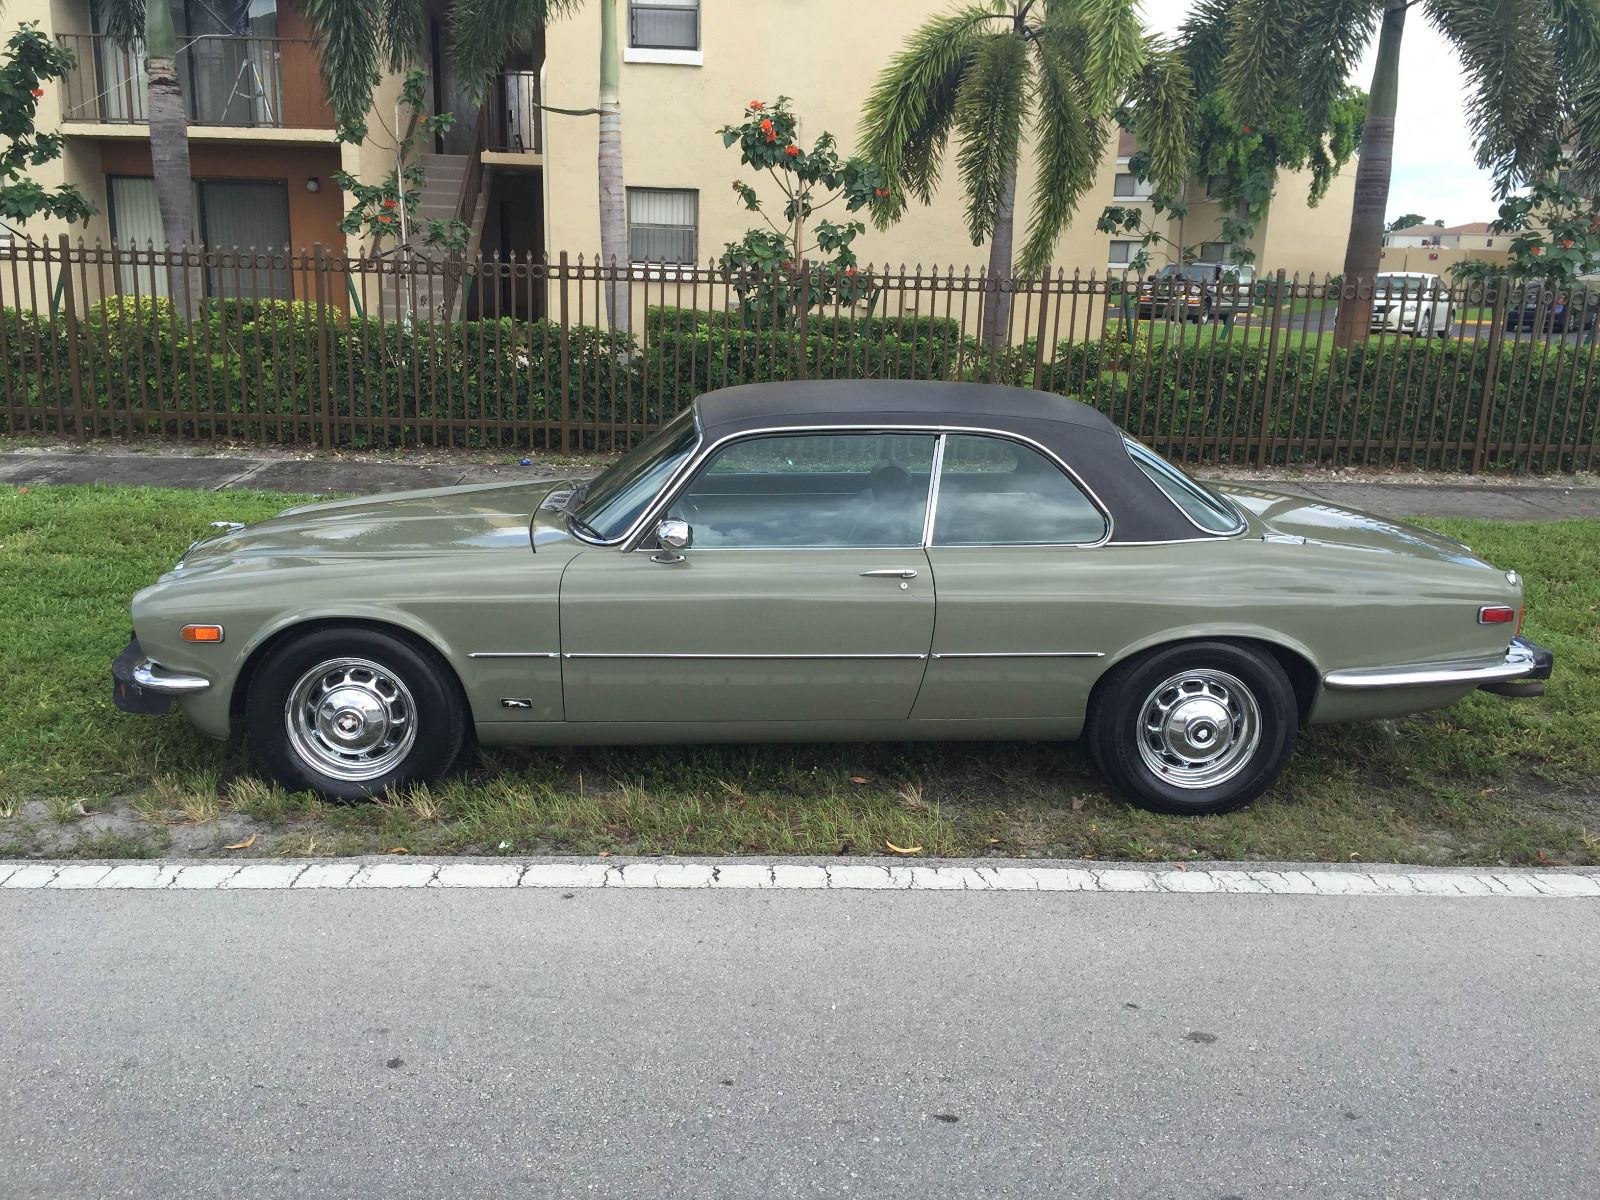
[693,381,1118,438]
[687,381,1216,543]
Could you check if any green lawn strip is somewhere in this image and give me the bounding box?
[2,484,1596,865]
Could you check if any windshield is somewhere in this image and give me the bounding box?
[1154,265,1213,283]
[572,410,700,540]
[1375,274,1433,295]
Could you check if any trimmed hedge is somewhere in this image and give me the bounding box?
[2,299,1597,468]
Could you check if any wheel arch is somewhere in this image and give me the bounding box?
[229,615,472,727]
[1092,634,1320,724]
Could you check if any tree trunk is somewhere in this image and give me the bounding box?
[980,151,1018,353]
[1332,0,1405,348]
[597,0,631,336]
[143,0,202,316]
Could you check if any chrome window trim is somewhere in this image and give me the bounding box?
[570,407,705,546]
[619,422,1115,553]
[1121,438,1247,537]
[920,434,947,547]
[927,431,1110,548]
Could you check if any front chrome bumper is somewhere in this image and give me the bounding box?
[113,636,210,715]
[1322,636,1554,694]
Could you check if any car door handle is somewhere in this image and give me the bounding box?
[859,568,919,579]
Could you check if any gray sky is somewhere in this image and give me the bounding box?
[1142,0,1499,227]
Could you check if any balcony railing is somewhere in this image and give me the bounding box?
[485,70,541,155]
[56,33,332,130]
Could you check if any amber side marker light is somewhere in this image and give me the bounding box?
[180,624,225,643]
[1478,605,1517,626]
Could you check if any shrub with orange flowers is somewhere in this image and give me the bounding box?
[716,96,897,323]
[1,25,96,228]
[334,70,468,252]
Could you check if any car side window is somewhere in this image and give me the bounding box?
[931,435,1107,546]
[666,432,937,548]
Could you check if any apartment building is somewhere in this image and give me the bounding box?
[5,0,1357,312]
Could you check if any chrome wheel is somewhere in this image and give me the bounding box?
[283,657,417,783]
[1135,669,1261,790]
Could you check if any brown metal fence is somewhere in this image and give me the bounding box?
[3,238,1599,472]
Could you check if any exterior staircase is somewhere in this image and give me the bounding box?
[378,149,491,321]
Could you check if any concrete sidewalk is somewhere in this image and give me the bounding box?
[3,448,1598,521]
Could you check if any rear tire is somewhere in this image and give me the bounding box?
[1086,641,1297,815]
[246,627,467,801]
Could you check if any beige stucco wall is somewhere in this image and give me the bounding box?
[540,0,1356,283]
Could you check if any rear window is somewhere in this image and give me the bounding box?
[1122,439,1243,535]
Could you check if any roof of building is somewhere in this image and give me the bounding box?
[693,381,1118,436]
[1438,222,1495,235]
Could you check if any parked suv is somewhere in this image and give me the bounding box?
[1135,262,1257,323]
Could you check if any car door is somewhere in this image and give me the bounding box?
[560,430,938,724]
[911,433,1112,724]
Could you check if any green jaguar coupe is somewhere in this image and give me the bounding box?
[113,381,1553,814]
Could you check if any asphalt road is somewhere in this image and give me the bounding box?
[2,887,1596,1199]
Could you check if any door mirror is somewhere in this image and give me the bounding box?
[652,517,693,563]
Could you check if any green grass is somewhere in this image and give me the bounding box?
[2,483,1598,865]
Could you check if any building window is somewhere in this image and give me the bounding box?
[627,187,698,263]
[1199,241,1231,262]
[1204,174,1229,200]
[1113,172,1153,200]
[108,175,292,298]
[629,0,699,50]
[1108,240,1138,266]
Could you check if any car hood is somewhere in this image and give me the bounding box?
[1217,484,1491,567]
[178,479,570,568]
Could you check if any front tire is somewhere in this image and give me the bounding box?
[246,627,467,801]
[1086,641,1298,815]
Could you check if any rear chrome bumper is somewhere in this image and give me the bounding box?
[1322,637,1554,693]
[113,636,210,715]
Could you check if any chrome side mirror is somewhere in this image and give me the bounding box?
[651,518,692,564]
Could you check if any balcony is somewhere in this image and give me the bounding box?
[56,33,333,130]
[484,70,541,156]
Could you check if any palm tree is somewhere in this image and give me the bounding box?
[99,0,201,313]
[304,0,632,333]
[1186,0,1600,347]
[860,0,1192,349]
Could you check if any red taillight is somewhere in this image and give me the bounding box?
[1478,605,1517,625]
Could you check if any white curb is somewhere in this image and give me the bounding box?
[0,859,1597,897]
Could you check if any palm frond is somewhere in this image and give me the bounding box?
[451,0,582,95]
[858,8,993,221]
[1131,42,1194,201]
[953,32,1029,246]
[1018,35,1099,273]
[97,0,147,48]
[381,0,429,75]
[301,0,384,131]
[1295,0,1378,133]
[1221,0,1304,124]
[1177,0,1232,94]
[1546,0,1600,188]
[1427,0,1561,187]
[1065,0,1146,112]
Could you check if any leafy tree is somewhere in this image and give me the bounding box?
[332,70,467,252]
[300,0,637,332]
[0,26,96,229]
[859,0,1192,349]
[1098,82,1366,271]
[717,98,887,323]
[1387,213,1427,232]
[1186,0,1600,347]
[1454,168,1600,288]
